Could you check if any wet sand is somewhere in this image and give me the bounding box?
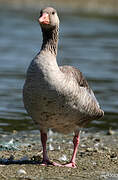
[0,131,118,180]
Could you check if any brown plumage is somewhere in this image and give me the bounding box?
[23,7,104,168]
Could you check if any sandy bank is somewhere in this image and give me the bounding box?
[0,131,118,180]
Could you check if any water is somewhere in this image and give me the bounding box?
[0,4,118,133]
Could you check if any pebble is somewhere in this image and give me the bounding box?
[102,146,111,152]
[57,145,61,150]
[110,153,117,159]
[31,155,41,162]
[13,130,17,134]
[86,147,94,152]
[107,128,115,135]
[49,143,54,151]
[59,154,67,161]
[48,137,53,142]
[92,161,97,166]
[68,140,73,144]
[17,169,27,176]
[80,144,86,148]
[8,138,14,145]
[93,138,101,142]
[79,151,86,157]
[94,143,100,147]
[48,129,53,136]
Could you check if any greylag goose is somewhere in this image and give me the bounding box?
[23,7,104,168]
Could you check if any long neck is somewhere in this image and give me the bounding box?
[41,26,59,56]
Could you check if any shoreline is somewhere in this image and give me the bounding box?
[0,131,118,179]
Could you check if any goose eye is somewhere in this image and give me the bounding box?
[52,11,55,15]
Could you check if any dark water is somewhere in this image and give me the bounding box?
[0,5,118,133]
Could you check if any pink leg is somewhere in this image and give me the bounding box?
[40,131,49,165]
[40,131,62,166]
[64,132,80,168]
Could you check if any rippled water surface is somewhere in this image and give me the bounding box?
[0,5,118,133]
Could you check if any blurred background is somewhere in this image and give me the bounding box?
[0,0,118,134]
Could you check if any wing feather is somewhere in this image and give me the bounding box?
[59,65,104,118]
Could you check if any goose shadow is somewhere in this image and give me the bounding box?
[0,155,42,165]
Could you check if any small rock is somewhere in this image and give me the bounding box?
[80,144,86,148]
[110,153,117,159]
[92,161,97,166]
[83,167,87,170]
[68,140,73,144]
[94,143,100,148]
[49,143,54,151]
[79,151,86,157]
[8,138,14,145]
[94,147,99,152]
[57,145,61,150]
[59,154,67,161]
[48,129,53,136]
[49,137,53,142]
[107,128,115,135]
[102,146,111,152]
[28,144,32,148]
[17,169,27,176]
[93,138,101,142]
[86,147,94,152]
[31,155,41,162]
[13,130,17,134]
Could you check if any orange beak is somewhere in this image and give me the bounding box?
[38,13,50,25]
